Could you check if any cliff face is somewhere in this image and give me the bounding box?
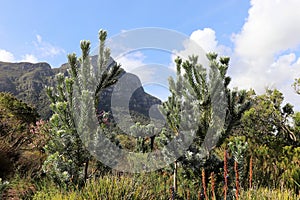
[98,71,163,123]
[0,62,55,119]
[0,60,163,121]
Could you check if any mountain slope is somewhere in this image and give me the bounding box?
[0,60,162,120]
[0,61,55,118]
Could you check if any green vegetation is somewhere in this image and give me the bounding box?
[0,30,299,199]
[0,62,55,119]
[0,92,47,199]
[0,92,41,178]
[43,30,123,187]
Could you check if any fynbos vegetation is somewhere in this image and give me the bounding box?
[0,30,299,199]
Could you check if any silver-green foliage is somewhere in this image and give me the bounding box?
[43,30,123,187]
[161,53,251,176]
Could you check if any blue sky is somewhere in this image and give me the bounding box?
[1,0,300,108]
[0,0,249,67]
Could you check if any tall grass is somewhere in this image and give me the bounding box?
[16,149,296,200]
[33,173,169,200]
[31,160,300,200]
[240,187,300,200]
[32,156,300,200]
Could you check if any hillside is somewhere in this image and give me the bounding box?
[0,60,162,120]
[0,61,55,119]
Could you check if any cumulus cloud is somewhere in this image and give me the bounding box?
[190,28,218,53]
[0,49,15,62]
[172,0,300,109]
[169,28,216,70]
[234,0,300,60]
[169,27,231,73]
[229,0,300,108]
[190,28,232,56]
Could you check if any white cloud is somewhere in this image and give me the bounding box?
[190,28,232,56]
[229,0,300,109]
[0,50,38,63]
[234,0,300,60]
[266,53,299,89]
[20,54,38,63]
[190,28,218,53]
[169,28,216,70]
[34,34,65,58]
[0,34,65,65]
[171,2,300,109]
[170,27,230,72]
[0,49,15,62]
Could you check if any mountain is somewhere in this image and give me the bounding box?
[0,61,55,119]
[0,60,163,121]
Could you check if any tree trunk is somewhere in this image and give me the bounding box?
[84,158,89,183]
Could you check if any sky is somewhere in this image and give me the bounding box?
[0,0,300,108]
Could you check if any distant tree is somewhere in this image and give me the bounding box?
[293,78,300,95]
[294,112,300,137]
[291,78,300,193]
[241,89,297,148]
[130,122,156,153]
[44,30,123,187]
[238,89,299,190]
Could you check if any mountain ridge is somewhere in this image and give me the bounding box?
[0,60,162,120]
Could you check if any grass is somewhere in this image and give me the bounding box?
[1,166,299,199]
[30,177,300,200]
[240,188,300,200]
[33,173,168,200]
[1,148,299,199]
